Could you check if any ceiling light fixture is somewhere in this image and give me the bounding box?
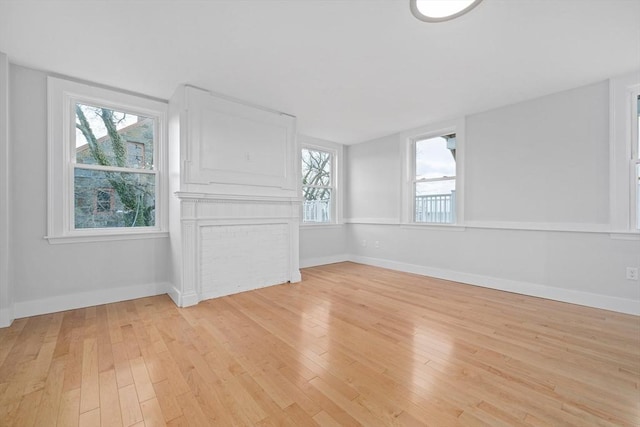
[410,0,483,23]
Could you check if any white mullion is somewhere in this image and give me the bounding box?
[303,185,331,190]
[415,176,456,184]
[73,163,157,175]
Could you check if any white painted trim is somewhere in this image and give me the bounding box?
[300,254,350,269]
[175,191,302,203]
[290,270,302,283]
[299,134,345,226]
[400,117,466,225]
[47,76,169,242]
[610,232,640,240]
[182,86,297,190]
[13,282,170,320]
[463,220,610,234]
[300,223,345,230]
[0,308,13,329]
[610,71,640,232]
[400,224,466,232]
[348,218,625,235]
[45,231,169,244]
[349,255,640,315]
[344,218,400,225]
[167,284,199,308]
[0,52,12,328]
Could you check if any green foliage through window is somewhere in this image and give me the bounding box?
[74,103,156,229]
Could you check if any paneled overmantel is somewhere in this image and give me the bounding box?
[168,86,301,308]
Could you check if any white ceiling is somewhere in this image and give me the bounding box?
[1,0,639,144]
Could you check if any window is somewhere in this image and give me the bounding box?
[301,147,334,223]
[414,133,457,223]
[74,103,156,229]
[402,118,464,226]
[610,72,640,234]
[47,77,167,243]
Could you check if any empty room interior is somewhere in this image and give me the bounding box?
[1,0,639,426]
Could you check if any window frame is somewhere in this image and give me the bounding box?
[633,92,640,230]
[609,72,640,235]
[47,77,168,243]
[401,118,465,227]
[300,142,340,226]
[413,133,457,224]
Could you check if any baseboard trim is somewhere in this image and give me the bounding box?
[13,282,171,320]
[167,285,199,308]
[290,269,302,283]
[0,306,14,328]
[7,256,638,320]
[300,254,350,269]
[349,255,640,316]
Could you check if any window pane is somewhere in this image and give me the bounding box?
[74,169,156,228]
[302,148,331,187]
[415,134,456,224]
[75,103,154,170]
[302,187,331,223]
[416,135,456,180]
[415,180,456,223]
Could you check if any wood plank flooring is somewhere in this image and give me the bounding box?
[0,262,638,426]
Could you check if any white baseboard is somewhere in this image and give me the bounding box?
[167,285,199,308]
[300,254,350,269]
[13,282,171,320]
[349,255,640,316]
[290,269,302,283]
[6,255,638,322]
[0,306,14,328]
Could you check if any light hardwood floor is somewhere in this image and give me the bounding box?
[0,262,638,426]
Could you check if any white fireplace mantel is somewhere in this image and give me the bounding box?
[168,192,301,307]
[168,86,301,308]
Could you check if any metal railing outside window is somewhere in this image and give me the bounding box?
[415,191,456,224]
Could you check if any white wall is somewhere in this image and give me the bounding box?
[345,80,640,314]
[8,65,171,319]
[0,52,11,327]
[299,225,348,267]
[346,135,402,222]
[465,82,609,225]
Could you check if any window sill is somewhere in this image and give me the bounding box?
[400,223,466,232]
[300,222,344,230]
[45,231,169,244]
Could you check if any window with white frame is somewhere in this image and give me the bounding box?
[403,119,464,226]
[414,133,457,224]
[301,147,335,223]
[610,72,640,233]
[47,77,167,242]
